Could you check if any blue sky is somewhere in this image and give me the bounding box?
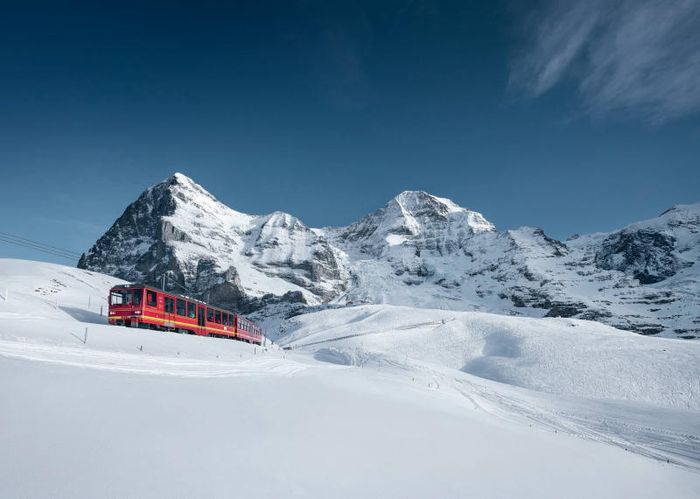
[1,1,699,264]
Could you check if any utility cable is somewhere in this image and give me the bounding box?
[0,231,83,261]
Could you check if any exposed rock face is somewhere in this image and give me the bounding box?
[79,173,346,313]
[596,230,679,284]
[78,176,176,279]
[80,173,700,338]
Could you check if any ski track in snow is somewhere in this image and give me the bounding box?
[450,374,700,471]
[281,307,700,472]
[309,343,700,472]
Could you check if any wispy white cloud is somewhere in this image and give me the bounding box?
[510,0,700,123]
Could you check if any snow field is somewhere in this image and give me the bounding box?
[0,258,699,498]
[280,305,700,410]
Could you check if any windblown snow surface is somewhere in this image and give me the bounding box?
[1,258,699,498]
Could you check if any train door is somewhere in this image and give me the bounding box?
[198,307,206,335]
[145,289,158,322]
[163,296,176,330]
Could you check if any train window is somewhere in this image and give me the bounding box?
[215,310,221,324]
[176,299,186,316]
[222,312,227,325]
[207,308,214,322]
[110,291,127,305]
[111,289,146,305]
[146,290,157,307]
[164,297,174,313]
[187,302,196,319]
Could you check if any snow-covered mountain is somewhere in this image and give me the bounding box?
[79,173,700,338]
[78,173,347,313]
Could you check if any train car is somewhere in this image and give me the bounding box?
[107,284,263,345]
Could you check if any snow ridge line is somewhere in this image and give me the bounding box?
[285,319,455,349]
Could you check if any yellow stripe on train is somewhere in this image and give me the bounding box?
[106,314,258,337]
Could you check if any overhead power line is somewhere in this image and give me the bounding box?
[0,231,83,257]
[0,231,82,258]
[0,235,80,260]
[0,231,83,261]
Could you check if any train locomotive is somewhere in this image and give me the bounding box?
[107,284,262,345]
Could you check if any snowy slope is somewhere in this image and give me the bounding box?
[276,304,700,471]
[278,305,700,410]
[0,259,699,497]
[0,258,124,323]
[79,173,700,338]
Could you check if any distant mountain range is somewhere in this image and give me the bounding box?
[79,173,700,338]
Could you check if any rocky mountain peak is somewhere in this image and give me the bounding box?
[651,203,700,239]
[392,191,495,234]
[169,171,193,184]
[79,173,346,313]
[150,172,198,198]
[658,201,700,218]
[393,190,457,216]
[592,202,700,286]
[339,191,495,253]
[163,172,235,211]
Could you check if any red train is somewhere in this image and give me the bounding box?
[107,284,263,345]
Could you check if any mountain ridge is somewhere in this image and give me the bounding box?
[78,173,700,338]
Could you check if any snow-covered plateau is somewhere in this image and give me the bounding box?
[0,259,699,498]
[79,173,700,339]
